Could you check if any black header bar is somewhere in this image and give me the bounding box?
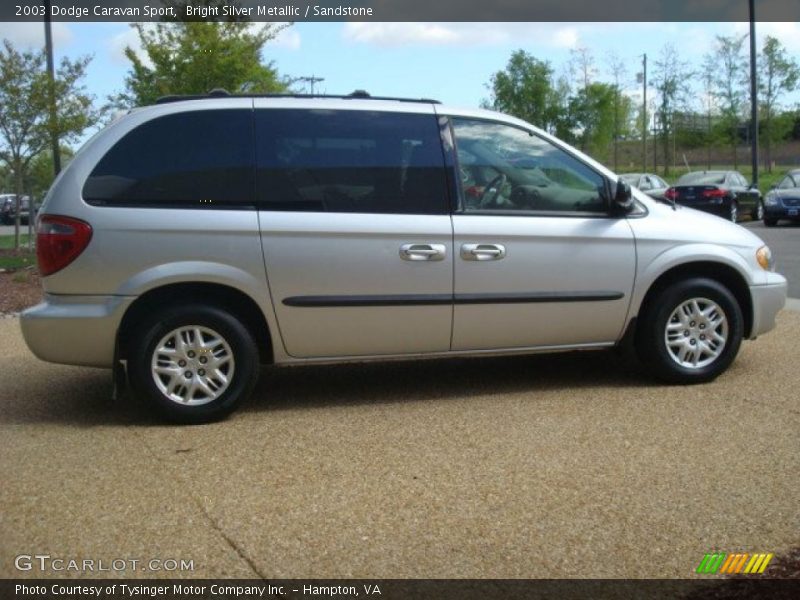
[3,0,798,22]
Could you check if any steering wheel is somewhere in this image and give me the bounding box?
[479,173,508,208]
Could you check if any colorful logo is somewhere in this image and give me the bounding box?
[696,552,774,575]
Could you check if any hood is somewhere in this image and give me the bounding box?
[632,191,765,250]
[768,188,800,200]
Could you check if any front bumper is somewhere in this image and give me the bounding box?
[764,205,800,220]
[748,274,787,339]
[20,294,135,368]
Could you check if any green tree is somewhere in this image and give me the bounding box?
[652,44,692,176]
[486,50,562,133]
[116,18,291,107]
[568,82,617,160]
[0,40,99,248]
[706,35,748,170]
[758,36,799,172]
[26,146,74,202]
[606,51,628,171]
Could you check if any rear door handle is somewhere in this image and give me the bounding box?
[400,243,447,261]
[461,243,506,261]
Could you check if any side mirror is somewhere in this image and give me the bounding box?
[611,179,634,214]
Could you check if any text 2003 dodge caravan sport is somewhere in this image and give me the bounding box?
[22,92,787,423]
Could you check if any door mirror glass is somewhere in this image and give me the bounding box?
[612,179,634,214]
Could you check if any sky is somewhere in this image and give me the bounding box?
[1,21,799,141]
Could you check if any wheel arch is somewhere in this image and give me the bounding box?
[117,282,274,365]
[635,261,753,339]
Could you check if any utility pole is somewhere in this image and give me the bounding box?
[641,54,647,173]
[296,75,325,95]
[43,0,60,176]
[749,0,759,187]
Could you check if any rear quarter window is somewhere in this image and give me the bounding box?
[83,109,254,208]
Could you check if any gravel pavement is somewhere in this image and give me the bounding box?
[1,313,798,579]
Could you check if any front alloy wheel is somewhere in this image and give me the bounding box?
[729,201,738,223]
[637,278,743,384]
[664,298,728,369]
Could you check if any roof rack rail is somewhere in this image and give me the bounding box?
[155,89,441,105]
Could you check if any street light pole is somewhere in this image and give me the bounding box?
[749,0,758,187]
[43,0,61,176]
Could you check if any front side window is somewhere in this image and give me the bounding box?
[451,118,607,214]
[255,109,447,214]
[83,110,254,208]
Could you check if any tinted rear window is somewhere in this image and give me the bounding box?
[677,172,726,185]
[83,110,254,208]
[255,109,447,214]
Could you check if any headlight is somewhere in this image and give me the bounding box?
[765,195,779,206]
[756,245,774,271]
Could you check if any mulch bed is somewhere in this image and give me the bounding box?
[0,268,42,314]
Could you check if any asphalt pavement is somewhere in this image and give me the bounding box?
[1,310,798,579]
[743,220,800,298]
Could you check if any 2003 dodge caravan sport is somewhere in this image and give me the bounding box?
[21,92,787,423]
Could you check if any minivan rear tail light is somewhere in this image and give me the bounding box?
[36,215,93,276]
[702,188,727,198]
[664,187,677,200]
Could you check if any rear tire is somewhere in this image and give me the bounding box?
[728,200,738,223]
[128,304,259,423]
[752,200,764,221]
[636,278,743,384]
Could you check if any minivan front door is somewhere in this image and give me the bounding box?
[448,117,635,351]
[254,103,453,358]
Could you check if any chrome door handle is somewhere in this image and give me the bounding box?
[461,243,506,261]
[400,243,447,261]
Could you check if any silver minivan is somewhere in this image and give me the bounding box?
[21,93,787,423]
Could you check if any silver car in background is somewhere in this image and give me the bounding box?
[21,93,787,423]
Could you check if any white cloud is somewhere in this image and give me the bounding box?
[272,26,301,50]
[0,22,72,48]
[108,25,144,66]
[342,22,587,49]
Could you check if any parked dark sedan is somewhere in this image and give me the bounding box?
[763,169,800,227]
[619,172,670,200]
[665,171,762,223]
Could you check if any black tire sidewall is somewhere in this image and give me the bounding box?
[638,278,743,384]
[754,201,764,221]
[129,304,259,423]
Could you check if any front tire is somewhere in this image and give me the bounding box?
[129,304,259,423]
[636,278,743,384]
[764,217,778,227]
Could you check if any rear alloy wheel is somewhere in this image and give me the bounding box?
[753,200,764,221]
[729,200,738,223]
[636,278,743,384]
[129,304,259,423]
